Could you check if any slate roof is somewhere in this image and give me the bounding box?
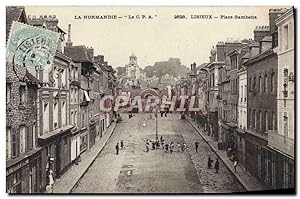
[6,6,26,40]
[64,45,92,63]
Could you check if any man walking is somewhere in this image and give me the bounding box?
[115,143,119,155]
[195,141,199,152]
[215,158,220,173]
[207,155,213,169]
[120,140,124,150]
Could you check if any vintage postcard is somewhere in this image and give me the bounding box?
[6,6,295,194]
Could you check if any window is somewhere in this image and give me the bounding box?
[71,112,74,125]
[74,88,77,103]
[283,115,288,137]
[33,123,37,148]
[244,111,247,128]
[70,87,73,102]
[264,75,268,92]
[74,111,77,126]
[240,85,243,101]
[236,79,238,94]
[6,83,11,103]
[259,110,262,130]
[265,111,268,131]
[283,24,289,50]
[273,111,277,130]
[19,86,26,105]
[249,109,252,127]
[12,132,18,158]
[259,76,262,93]
[19,126,26,154]
[253,77,256,91]
[6,127,11,159]
[244,85,247,102]
[271,72,275,92]
[269,112,273,130]
[249,78,252,91]
[253,109,256,128]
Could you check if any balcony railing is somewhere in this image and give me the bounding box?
[268,130,294,158]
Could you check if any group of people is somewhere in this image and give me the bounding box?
[207,155,220,173]
[144,136,188,154]
[115,140,124,155]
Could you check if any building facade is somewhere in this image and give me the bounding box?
[268,7,295,188]
[6,6,43,194]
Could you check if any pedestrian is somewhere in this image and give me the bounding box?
[145,141,149,152]
[170,141,174,154]
[156,140,160,149]
[160,136,163,142]
[120,140,124,150]
[177,142,181,152]
[165,143,169,152]
[182,142,187,151]
[195,141,199,152]
[161,139,165,149]
[115,143,119,155]
[152,141,155,150]
[207,155,213,169]
[215,158,220,173]
[234,159,238,173]
[143,119,146,127]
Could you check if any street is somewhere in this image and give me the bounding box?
[72,113,245,193]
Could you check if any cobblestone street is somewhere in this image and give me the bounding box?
[72,113,245,193]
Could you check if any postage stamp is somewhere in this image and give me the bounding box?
[6,21,59,72]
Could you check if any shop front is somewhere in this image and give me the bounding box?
[71,127,81,164]
[6,148,41,193]
[38,125,73,191]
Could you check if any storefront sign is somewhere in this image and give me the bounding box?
[6,159,29,176]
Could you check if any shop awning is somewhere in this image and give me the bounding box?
[84,90,91,102]
[39,125,74,141]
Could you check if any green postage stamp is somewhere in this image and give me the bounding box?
[6,21,59,72]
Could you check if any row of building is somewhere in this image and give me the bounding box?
[182,7,294,190]
[6,7,118,193]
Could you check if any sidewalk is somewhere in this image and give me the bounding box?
[187,117,266,192]
[52,122,117,193]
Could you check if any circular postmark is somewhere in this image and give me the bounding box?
[6,22,59,78]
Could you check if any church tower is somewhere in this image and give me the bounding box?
[126,53,140,79]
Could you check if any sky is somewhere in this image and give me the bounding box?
[25,6,284,69]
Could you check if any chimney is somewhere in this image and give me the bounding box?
[253,26,270,42]
[87,47,94,62]
[269,8,287,34]
[66,24,73,47]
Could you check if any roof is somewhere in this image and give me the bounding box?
[249,42,260,47]
[39,125,74,141]
[196,63,209,70]
[261,36,272,42]
[130,52,137,58]
[241,52,250,59]
[25,70,39,84]
[244,48,275,66]
[6,6,26,39]
[64,45,92,63]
